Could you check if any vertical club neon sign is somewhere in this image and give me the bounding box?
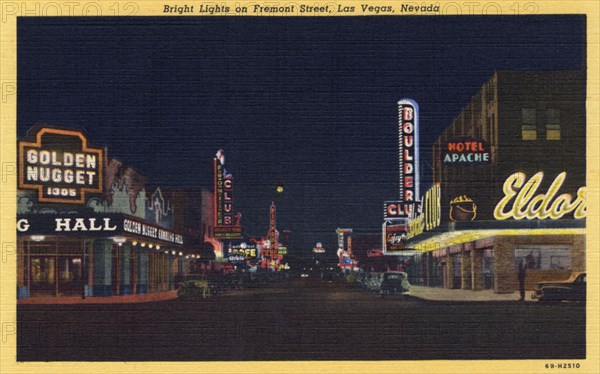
[398,99,420,217]
[214,149,234,226]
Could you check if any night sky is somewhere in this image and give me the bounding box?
[17,16,585,255]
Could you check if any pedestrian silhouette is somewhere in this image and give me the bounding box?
[518,259,527,301]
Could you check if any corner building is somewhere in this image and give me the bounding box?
[408,70,586,293]
[16,125,198,300]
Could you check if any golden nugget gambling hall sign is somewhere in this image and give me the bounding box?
[19,127,104,204]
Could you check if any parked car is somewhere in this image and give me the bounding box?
[177,279,210,299]
[532,272,586,302]
[380,271,410,299]
[366,273,383,293]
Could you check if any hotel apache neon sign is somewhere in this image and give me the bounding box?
[443,139,491,164]
[18,127,104,204]
[494,171,586,220]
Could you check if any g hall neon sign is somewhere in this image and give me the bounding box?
[398,99,420,209]
[494,171,586,220]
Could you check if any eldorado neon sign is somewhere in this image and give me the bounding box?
[494,172,586,220]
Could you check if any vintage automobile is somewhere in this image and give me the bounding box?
[380,271,410,298]
[532,272,586,302]
[365,273,383,293]
[177,279,210,299]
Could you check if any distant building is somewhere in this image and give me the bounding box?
[162,187,217,276]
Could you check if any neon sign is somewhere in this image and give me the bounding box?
[313,242,325,253]
[268,201,277,244]
[384,200,422,219]
[213,149,243,239]
[385,223,407,252]
[228,243,257,260]
[494,172,586,220]
[398,99,420,209]
[449,195,477,222]
[407,183,441,239]
[18,127,104,204]
[443,139,491,164]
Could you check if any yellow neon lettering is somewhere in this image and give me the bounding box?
[494,172,525,220]
[525,194,545,219]
[512,172,543,219]
[550,194,572,219]
[573,188,587,219]
[495,171,586,220]
[538,172,566,219]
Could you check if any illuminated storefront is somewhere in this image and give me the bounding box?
[406,70,586,293]
[16,125,188,299]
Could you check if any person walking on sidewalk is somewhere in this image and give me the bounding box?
[517,259,527,301]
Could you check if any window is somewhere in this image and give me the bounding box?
[514,248,571,270]
[546,108,560,140]
[514,249,541,269]
[453,255,461,277]
[521,108,537,140]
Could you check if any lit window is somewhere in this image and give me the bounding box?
[546,109,560,140]
[521,108,537,140]
[522,125,537,140]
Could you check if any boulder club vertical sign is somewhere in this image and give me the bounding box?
[18,126,104,204]
[398,99,420,217]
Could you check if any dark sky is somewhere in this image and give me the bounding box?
[17,16,585,255]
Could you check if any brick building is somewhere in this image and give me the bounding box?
[407,70,586,293]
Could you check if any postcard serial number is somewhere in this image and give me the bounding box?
[545,363,581,369]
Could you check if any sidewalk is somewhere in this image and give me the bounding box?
[409,285,534,302]
[18,290,178,305]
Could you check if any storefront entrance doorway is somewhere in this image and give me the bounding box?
[27,240,83,297]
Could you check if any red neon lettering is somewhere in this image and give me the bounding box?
[404,149,413,161]
[404,136,413,147]
[387,205,398,216]
[405,190,414,202]
[404,162,413,174]
[403,107,413,121]
[405,176,413,188]
[403,122,413,134]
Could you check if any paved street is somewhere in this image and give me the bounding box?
[17,278,585,361]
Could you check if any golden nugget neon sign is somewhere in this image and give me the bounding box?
[494,172,586,220]
[19,127,104,204]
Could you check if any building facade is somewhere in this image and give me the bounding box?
[407,70,586,293]
[16,125,204,300]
